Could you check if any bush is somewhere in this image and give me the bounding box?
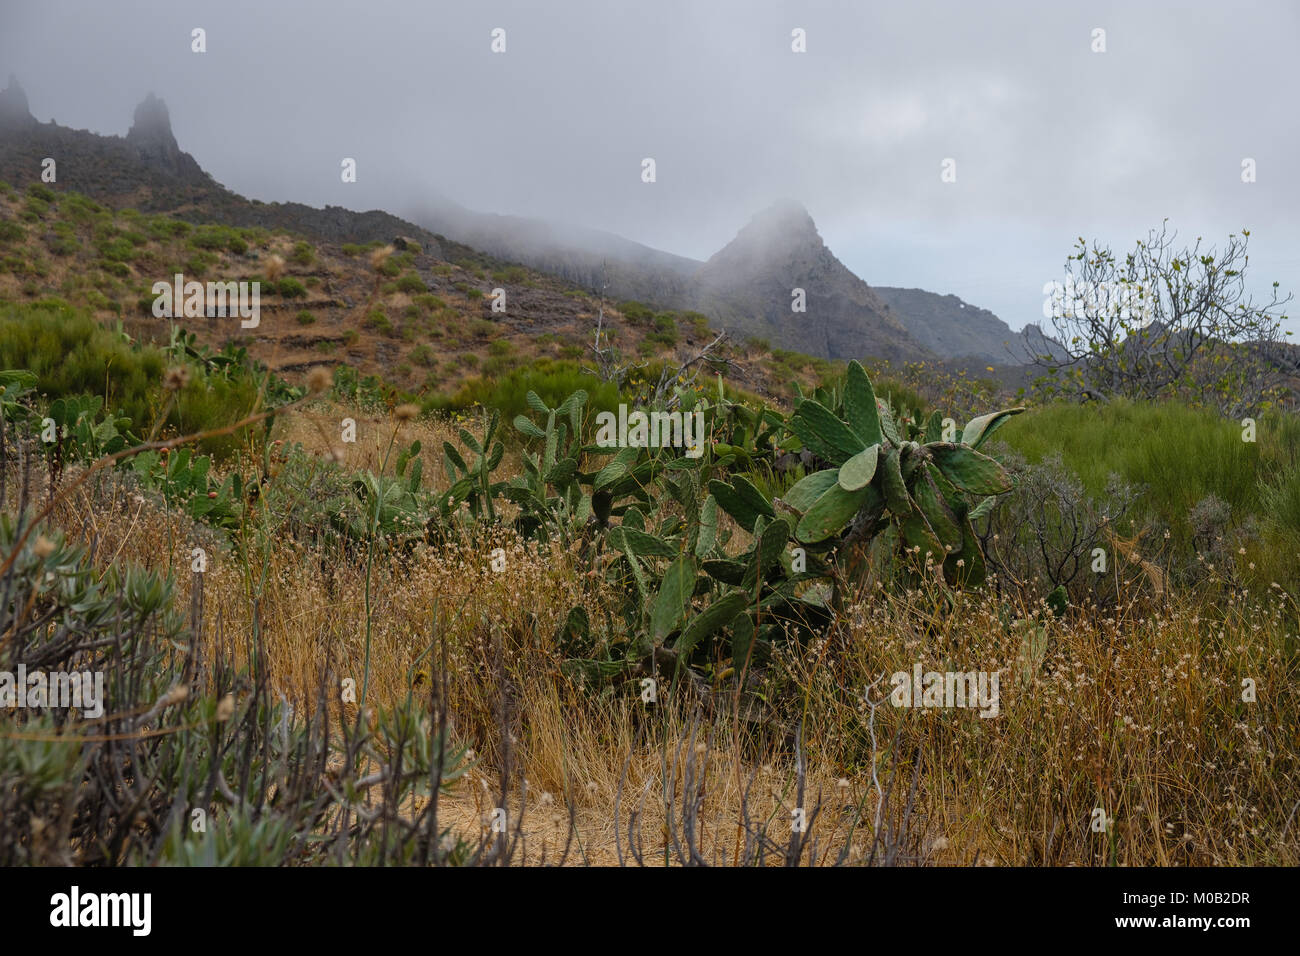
[290,241,315,266]
[425,359,624,421]
[363,309,393,334]
[618,301,654,326]
[97,237,137,262]
[189,226,236,251]
[492,265,527,284]
[396,272,426,294]
[296,310,316,325]
[0,300,261,460]
[185,252,215,275]
[276,277,308,299]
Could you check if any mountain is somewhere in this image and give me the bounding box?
[873,287,1017,365]
[0,76,1020,370]
[0,81,449,256]
[408,196,698,307]
[685,200,929,362]
[413,196,1032,365]
[0,81,795,400]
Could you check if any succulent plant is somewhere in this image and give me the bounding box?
[778,360,1022,586]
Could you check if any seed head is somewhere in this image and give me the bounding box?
[163,366,191,392]
[307,366,333,395]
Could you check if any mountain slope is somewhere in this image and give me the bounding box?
[687,201,930,362]
[409,197,699,308]
[874,287,1017,364]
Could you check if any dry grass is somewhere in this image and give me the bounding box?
[19,396,1300,867]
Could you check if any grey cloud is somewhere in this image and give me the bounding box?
[1,0,1294,330]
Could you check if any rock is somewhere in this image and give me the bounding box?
[0,75,36,130]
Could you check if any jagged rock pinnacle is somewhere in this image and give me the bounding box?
[0,74,36,129]
[126,92,187,173]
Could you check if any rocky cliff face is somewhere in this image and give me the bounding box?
[0,81,215,201]
[687,201,931,362]
[874,287,1018,364]
[0,83,447,254]
[123,92,206,181]
[0,75,36,130]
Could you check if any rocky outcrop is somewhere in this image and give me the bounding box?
[124,92,205,181]
[0,75,36,130]
[687,201,932,363]
[874,287,1018,365]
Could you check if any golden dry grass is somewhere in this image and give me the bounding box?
[22,397,1300,867]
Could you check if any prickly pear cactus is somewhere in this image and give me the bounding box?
[780,361,1022,586]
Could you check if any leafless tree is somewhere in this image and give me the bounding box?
[1022,223,1293,416]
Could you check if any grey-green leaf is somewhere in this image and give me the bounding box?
[838,444,880,492]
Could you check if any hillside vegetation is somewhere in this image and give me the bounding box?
[1,278,1296,866]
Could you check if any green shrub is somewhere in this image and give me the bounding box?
[992,399,1298,589]
[61,193,105,224]
[492,265,527,284]
[618,301,654,326]
[0,300,162,429]
[363,310,392,334]
[0,220,25,243]
[341,243,363,257]
[290,241,314,266]
[276,277,307,299]
[189,226,235,251]
[0,300,261,459]
[97,237,136,262]
[185,252,215,275]
[426,359,624,421]
[396,272,426,294]
[296,310,316,325]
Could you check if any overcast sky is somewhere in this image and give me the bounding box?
[2,0,1297,331]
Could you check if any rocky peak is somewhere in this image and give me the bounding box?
[127,93,178,148]
[125,92,205,181]
[0,74,36,129]
[704,199,823,275]
[690,201,928,362]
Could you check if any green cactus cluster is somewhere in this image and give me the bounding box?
[4,342,1022,689]
[511,361,1022,685]
[780,360,1023,586]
